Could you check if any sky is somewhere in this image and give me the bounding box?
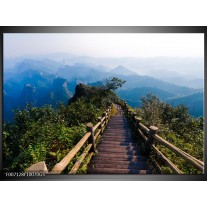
[4,33,204,59]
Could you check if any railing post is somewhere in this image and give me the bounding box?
[130,111,134,123]
[87,123,96,152]
[124,101,127,113]
[104,111,108,124]
[106,109,109,122]
[146,126,158,155]
[98,116,103,134]
[133,112,138,120]
[135,117,142,128]
[126,106,129,117]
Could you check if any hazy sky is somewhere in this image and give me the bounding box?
[4,33,204,59]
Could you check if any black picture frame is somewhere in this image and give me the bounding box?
[0,26,206,181]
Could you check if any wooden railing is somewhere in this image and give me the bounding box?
[119,101,204,174]
[26,106,112,174]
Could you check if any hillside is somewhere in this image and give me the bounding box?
[166,92,204,117]
[116,87,175,107]
[3,70,72,121]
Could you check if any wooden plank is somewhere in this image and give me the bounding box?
[51,132,91,174]
[175,146,204,166]
[101,116,106,123]
[69,129,102,174]
[91,163,147,170]
[97,149,139,156]
[154,134,204,171]
[93,156,147,162]
[69,144,92,174]
[149,156,162,174]
[88,168,149,174]
[152,145,183,174]
[93,122,101,131]
[93,153,139,159]
[139,123,149,133]
[98,140,137,145]
[97,145,136,151]
[91,159,145,165]
[101,137,134,142]
[137,128,148,142]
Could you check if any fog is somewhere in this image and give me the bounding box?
[4,33,204,58]
[4,33,204,78]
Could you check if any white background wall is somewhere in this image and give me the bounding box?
[0,1,206,206]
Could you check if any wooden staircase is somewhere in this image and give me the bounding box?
[88,106,151,174]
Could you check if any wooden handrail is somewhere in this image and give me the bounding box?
[69,144,92,174]
[50,107,111,174]
[139,123,149,133]
[120,102,204,173]
[154,134,204,171]
[69,128,102,174]
[152,145,183,174]
[93,122,101,131]
[51,132,91,174]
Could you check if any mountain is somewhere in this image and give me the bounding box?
[166,92,204,117]
[60,63,201,96]
[109,65,138,76]
[6,58,63,74]
[116,87,175,108]
[4,58,203,120]
[117,74,200,96]
[151,71,204,89]
[5,58,202,96]
[3,70,72,121]
[117,87,204,117]
[57,63,108,83]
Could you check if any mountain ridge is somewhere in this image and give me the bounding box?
[3,59,204,120]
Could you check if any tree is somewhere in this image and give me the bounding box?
[103,77,126,91]
[140,93,164,127]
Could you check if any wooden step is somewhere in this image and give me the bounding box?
[97,147,139,154]
[87,168,150,174]
[93,153,141,160]
[91,163,147,170]
[97,145,137,151]
[98,140,137,146]
[90,159,146,165]
[87,111,150,174]
[93,156,147,163]
[97,150,139,156]
[102,134,133,138]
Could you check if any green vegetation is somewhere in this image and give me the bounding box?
[3,77,125,172]
[135,93,204,174]
[3,76,202,174]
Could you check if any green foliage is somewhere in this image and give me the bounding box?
[3,77,125,173]
[3,105,87,171]
[136,93,204,174]
[103,77,126,91]
[60,97,103,126]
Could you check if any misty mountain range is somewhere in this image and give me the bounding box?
[3,56,204,121]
